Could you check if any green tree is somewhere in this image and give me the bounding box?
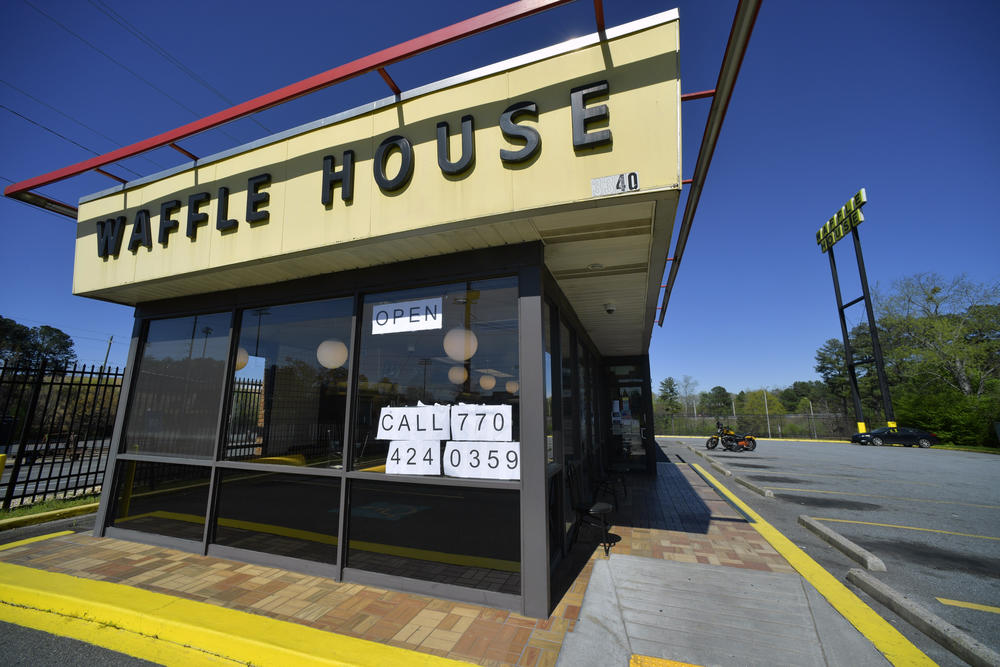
[0,316,77,368]
[699,385,731,417]
[657,377,682,413]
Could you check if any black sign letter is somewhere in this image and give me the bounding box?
[96,216,127,258]
[570,80,612,149]
[128,209,152,252]
[158,200,181,246]
[216,186,237,232]
[374,136,414,192]
[246,173,271,224]
[499,101,540,164]
[186,192,211,240]
[322,150,355,205]
[437,115,475,175]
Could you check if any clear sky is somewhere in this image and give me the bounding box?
[1,0,997,395]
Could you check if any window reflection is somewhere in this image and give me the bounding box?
[347,479,520,593]
[109,461,210,541]
[224,298,353,468]
[123,313,230,459]
[352,277,519,474]
[213,470,340,564]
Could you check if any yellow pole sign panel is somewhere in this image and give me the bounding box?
[816,188,866,253]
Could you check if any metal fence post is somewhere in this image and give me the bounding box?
[3,361,46,510]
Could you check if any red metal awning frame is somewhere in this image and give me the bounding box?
[4,0,585,216]
[5,0,760,332]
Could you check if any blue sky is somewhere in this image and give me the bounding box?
[1,0,997,395]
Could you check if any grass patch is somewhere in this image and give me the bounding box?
[0,494,100,520]
[931,444,1000,454]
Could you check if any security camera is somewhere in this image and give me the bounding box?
[604,303,616,314]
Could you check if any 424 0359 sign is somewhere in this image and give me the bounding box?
[378,403,519,480]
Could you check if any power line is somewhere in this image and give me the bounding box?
[0,103,139,178]
[88,0,272,135]
[22,0,244,145]
[1,78,168,171]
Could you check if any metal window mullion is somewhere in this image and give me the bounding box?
[201,308,238,552]
[335,292,361,577]
[517,263,549,618]
[94,317,144,535]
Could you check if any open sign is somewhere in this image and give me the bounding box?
[372,297,442,334]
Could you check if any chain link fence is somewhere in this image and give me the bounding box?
[657,413,859,440]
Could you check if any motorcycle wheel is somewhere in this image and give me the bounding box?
[745,437,756,451]
[706,436,718,450]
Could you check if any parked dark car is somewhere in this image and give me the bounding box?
[851,426,938,448]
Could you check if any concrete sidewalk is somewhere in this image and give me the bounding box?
[0,443,929,666]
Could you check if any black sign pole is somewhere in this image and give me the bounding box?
[827,245,866,430]
[850,225,895,426]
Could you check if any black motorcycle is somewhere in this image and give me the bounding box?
[706,420,757,452]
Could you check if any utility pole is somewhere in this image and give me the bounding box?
[102,335,113,370]
[763,389,772,438]
[808,398,816,439]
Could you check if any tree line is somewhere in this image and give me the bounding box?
[1,315,77,368]
[656,274,1000,447]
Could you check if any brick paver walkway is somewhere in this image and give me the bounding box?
[0,452,791,666]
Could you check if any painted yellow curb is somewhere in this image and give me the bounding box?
[0,503,99,531]
[630,655,702,666]
[0,530,74,551]
[691,464,934,667]
[0,561,471,666]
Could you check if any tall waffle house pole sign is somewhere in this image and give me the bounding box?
[816,187,895,433]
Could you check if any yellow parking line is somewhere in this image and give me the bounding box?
[767,486,1000,510]
[813,517,1000,541]
[936,598,1000,615]
[691,464,933,666]
[0,531,74,552]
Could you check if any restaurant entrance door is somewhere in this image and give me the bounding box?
[605,357,656,474]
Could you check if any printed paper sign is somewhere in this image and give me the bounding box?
[443,441,520,480]
[376,404,450,440]
[386,441,441,475]
[450,404,512,442]
[372,297,443,334]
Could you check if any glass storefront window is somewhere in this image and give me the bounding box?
[352,277,519,477]
[123,313,231,459]
[213,470,341,564]
[347,479,520,593]
[223,298,353,468]
[109,461,211,541]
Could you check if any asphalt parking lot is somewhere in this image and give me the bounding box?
[660,436,1000,667]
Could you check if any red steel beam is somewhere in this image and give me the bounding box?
[94,168,127,184]
[3,0,575,204]
[593,0,605,32]
[169,142,198,160]
[681,89,716,101]
[377,67,402,95]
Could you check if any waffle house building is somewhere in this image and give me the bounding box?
[60,10,681,618]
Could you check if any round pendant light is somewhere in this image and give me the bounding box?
[443,327,478,361]
[235,347,249,371]
[316,339,349,369]
[505,380,519,394]
[479,374,496,391]
[447,366,468,384]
